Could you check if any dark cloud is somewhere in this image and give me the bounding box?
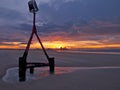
[0,0,120,48]
[13,23,32,32]
[35,0,120,40]
[0,7,25,21]
[38,0,120,25]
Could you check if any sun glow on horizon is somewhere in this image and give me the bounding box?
[0,40,120,50]
[32,41,75,49]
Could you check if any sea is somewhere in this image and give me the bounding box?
[57,49,120,55]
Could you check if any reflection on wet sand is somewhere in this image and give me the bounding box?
[2,67,78,83]
[2,66,120,83]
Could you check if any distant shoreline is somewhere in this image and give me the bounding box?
[0,48,120,55]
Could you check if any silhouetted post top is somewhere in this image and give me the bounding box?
[28,0,38,13]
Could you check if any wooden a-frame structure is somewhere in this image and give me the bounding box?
[19,0,55,81]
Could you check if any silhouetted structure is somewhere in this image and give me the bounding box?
[19,0,55,81]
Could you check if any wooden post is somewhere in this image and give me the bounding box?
[30,67,34,74]
[19,57,26,81]
[49,57,55,73]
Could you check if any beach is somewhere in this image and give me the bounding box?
[0,49,120,90]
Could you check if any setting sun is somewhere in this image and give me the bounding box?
[31,41,72,49]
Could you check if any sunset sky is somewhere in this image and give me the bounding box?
[0,0,120,49]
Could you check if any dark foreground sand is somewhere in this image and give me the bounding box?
[0,50,120,90]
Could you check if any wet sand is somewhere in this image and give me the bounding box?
[0,50,120,90]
